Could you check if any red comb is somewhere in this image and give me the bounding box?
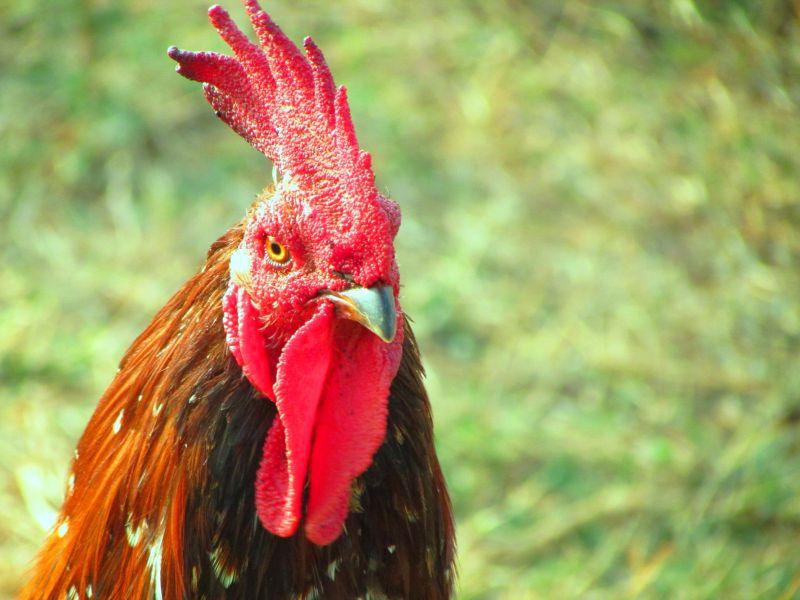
[168,1,376,202]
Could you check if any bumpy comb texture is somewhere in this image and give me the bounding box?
[168,0,376,203]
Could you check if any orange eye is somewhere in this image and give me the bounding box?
[265,236,291,266]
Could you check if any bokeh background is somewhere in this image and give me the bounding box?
[3,0,800,597]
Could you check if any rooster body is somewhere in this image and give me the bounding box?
[23,3,455,598]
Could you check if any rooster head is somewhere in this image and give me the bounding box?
[169,1,403,546]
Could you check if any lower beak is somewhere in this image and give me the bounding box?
[322,285,397,343]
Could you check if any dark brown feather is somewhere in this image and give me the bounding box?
[21,218,455,599]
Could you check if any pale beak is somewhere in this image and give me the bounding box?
[322,285,397,343]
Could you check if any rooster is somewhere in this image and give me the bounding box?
[21,2,455,598]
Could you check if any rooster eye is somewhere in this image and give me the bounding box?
[264,236,291,267]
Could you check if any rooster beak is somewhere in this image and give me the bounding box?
[323,285,397,343]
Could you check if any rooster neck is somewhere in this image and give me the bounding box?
[184,319,455,599]
[21,222,455,599]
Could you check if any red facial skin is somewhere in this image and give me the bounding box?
[229,188,400,348]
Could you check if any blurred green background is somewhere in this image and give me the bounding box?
[2,0,800,597]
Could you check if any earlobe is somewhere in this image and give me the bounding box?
[223,284,275,399]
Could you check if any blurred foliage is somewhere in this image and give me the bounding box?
[2,0,800,597]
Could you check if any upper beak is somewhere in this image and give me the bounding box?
[322,285,397,343]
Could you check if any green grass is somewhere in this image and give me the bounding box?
[3,0,800,597]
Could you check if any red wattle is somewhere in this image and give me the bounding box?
[255,302,333,537]
[304,318,403,545]
[225,286,403,545]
